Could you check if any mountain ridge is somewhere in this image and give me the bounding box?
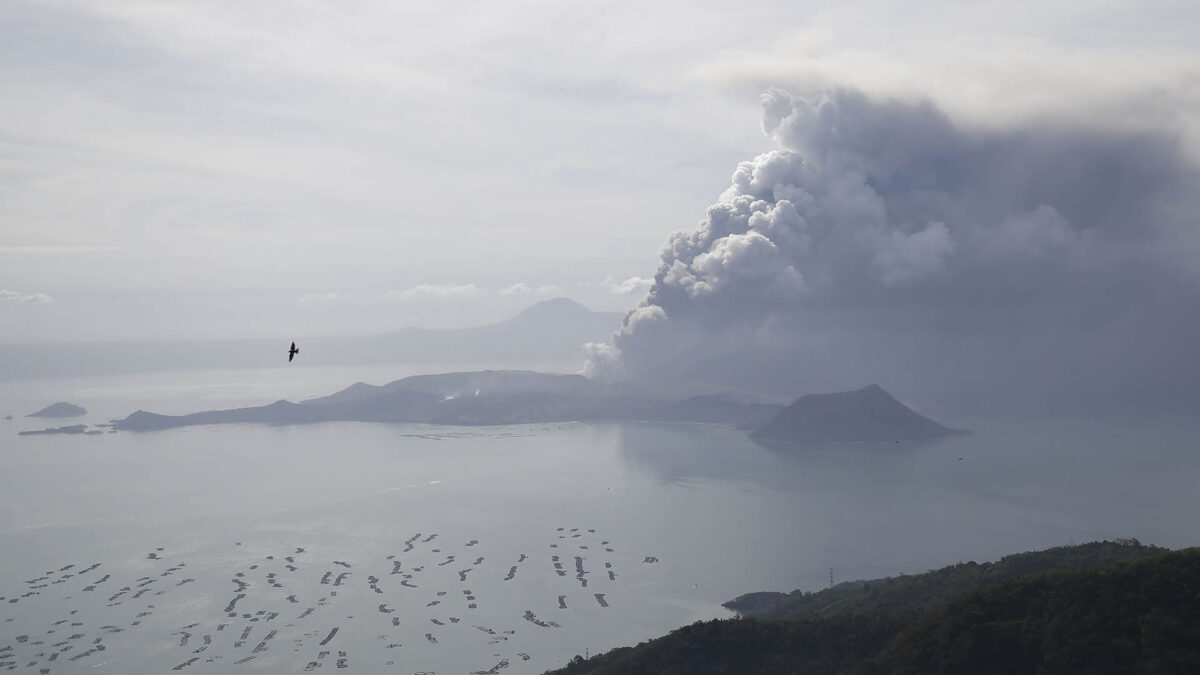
[27,401,88,418]
[107,378,960,442]
[0,297,623,380]
[541,541,1197,675]
[112,369,785,432]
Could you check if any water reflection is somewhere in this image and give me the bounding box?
[609,416,1200,590]
[613,421,949,492]
[3,414,1200,673]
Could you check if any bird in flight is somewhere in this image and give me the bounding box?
[288,341,300,362]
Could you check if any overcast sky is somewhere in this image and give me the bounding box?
[2,0,1198,343]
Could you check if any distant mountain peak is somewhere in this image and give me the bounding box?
[533,297,587,309]
[509,297,594,322]
[28,401,87,418]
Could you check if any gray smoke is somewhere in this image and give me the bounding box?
[586,89,1200,413]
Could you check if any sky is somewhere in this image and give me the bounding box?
[2,0,1199,359]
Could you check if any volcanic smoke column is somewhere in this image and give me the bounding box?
[585,88,1200,407]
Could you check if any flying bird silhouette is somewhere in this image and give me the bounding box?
[288,341,299,362]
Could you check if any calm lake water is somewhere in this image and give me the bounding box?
[2,367,1199,673]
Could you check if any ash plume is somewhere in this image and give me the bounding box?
[586,89,1200,412]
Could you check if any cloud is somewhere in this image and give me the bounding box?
[600,276,653,295]
[580,341,624,380]
[7,2,1200,344]
[872,222,953,286]
[588,88,1200,412]
[0,246,125,256]
[389,284,482,299]
[688,21,1200,157]
[499,282,565,296]
[666,230,806,300]
[0,290,54,304]
[299,292,338,302]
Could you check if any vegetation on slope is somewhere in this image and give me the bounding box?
[857,548,1200,674]
[546,615,904,675]
[544,542,1200,675]
[726,539,1168,619]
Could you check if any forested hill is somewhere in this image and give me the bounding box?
[859,547,1200,674]
[543,543,1200,675]
[725,539,1168,619]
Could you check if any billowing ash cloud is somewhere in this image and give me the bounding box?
[586,89,1200,412]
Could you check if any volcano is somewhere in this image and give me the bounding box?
[750,384,963,443]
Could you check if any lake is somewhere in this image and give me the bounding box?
[2,367,1199,673]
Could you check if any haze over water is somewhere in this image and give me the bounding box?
[3,368,1199,673]
[4,1,1198,671]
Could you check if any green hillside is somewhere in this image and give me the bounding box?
[727,539,1168,620]
[858,548,1200,674]
[544,543,1200,675]
[547,616,902,675]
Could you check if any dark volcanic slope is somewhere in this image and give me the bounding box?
[750,384,960,443]
[27,401,87,418]
[118,400,321,432]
